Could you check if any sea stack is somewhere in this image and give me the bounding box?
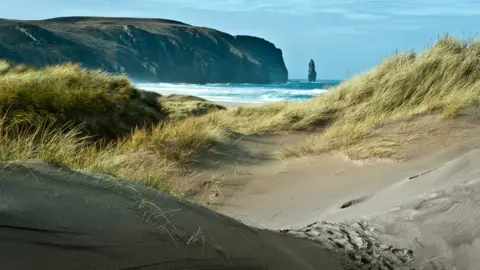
[308,59,317,82]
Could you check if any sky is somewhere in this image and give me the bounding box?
[1,0,480,79]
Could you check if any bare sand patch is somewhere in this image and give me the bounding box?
[216,101,260,109]
[199,116,479,227]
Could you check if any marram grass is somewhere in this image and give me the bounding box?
[1,35,480,195]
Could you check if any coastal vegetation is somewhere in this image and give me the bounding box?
[1,36,479,196]
[0,60,226,194]
[211,36,480,158]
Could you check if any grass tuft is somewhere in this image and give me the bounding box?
[0,61,226,194]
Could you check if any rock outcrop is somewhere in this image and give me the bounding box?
[308,59,317,82]
[0,17,288,84]
[282,220,416,270]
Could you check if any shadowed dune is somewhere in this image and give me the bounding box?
[0,160,350,270]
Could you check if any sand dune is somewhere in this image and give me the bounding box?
[0,160,349,269]
[207,116,480,269]
[302,146,480,269]
[4,113,480,269]
[366,148,480,270]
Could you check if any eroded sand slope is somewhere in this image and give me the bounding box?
[210,117,480,269]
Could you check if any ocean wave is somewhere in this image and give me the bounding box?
[135,81,338,103]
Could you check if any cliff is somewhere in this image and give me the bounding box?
[0,17,288,84]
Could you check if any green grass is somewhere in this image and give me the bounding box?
[0,60,165,140]
[0,61,226,194]
[0,61,226,141]
[158,94,226,120]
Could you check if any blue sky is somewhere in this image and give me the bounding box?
[1,0,479,79]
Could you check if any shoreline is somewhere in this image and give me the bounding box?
[215,101,260,108]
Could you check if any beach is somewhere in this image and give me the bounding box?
[135,80,336,105]
[216,101,256,108]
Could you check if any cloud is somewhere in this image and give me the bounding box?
[134,0,480,18]
[397,6,480,16]
[6,0,480,21]
[304,26,365,37]
[392,25,425,31]
[26,0,479,24]
[7,0,476,35]
[343,13,389,20]
[100,0,473,35]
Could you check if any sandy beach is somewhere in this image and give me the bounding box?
[217,101,260,109]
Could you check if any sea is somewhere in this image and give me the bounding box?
[135,79,341,104]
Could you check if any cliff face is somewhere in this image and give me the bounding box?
[0,17,288,84]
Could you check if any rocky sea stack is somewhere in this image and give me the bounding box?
[0,17,288,84]
[308,59,317,82]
